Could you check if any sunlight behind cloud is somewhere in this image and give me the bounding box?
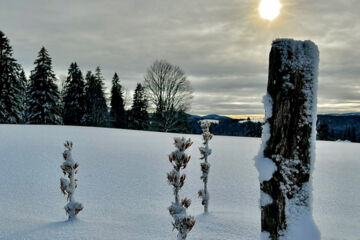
[259,0,282,21]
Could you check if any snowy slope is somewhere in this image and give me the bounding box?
[0,125,359,240]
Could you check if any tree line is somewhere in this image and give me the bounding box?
[0,30,192,132]
[317,122,359,142]
[189,117,262,137]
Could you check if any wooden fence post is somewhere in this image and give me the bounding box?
[256,39,320,240]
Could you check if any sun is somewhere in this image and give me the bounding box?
[259,0,282,21]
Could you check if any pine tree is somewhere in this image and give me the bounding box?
[167,137,195,240]
[82,68,108,126]
[18,69,27,123]
[198,121,213,213]
[110,73,126,128]
[60,141,83,219]
[351,127,357,142]
[342,126,351,141]
[244,118,262,137]
[0,30,23,123]
[129,83,148,130]
[26,47,62,124]
[330,129,335,140]
[62,62,86,125]
[317,122,330,140]
[174,111,191,133]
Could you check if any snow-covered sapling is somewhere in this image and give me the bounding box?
[255,39,320,240]
[198,121,213,214]
[167,137,195,240]
[60,141,83,219]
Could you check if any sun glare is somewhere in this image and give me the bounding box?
[259,0,282,21]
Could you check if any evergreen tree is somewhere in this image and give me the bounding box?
[110,73,126,128]
[17,68,27,123]
[82,68,108,126]
[351,127,357,142]
[317,122,330,140]
[62,62,86,125]
[27,47,62,124]
[175,111,191,133]
[330,129,335,140]
[0,30,23,123]
[244,118,262,137]
[341,127,347,140]
[129,83,148,130]
[342,126,352,141]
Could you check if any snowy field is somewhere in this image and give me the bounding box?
[0,125,359,240]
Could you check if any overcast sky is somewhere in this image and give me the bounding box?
[1,0,359,116]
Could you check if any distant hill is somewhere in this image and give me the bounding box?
[202,114,232,120]
[189,114,232,121]
[188,113,360,141]
[326,112,360,117]
[318,113,360,129]
[188,114,261,137]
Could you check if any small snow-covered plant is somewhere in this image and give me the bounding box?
[198,121,213,213]
[60,141,83,219]
[167,137,195,240]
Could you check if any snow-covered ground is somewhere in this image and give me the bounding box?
[0,125,359,240]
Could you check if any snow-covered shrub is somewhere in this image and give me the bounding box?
[167,137,195,240]
[60,141,83,219]
[198,121,213,213]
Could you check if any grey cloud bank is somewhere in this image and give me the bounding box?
[1,0,359,115]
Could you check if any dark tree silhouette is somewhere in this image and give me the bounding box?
[129,83,148,130]
[82,68,109,127]
[27,47,62,124]
[317,122,330,140]
[110,73,126,128]
[144,60,192,132]
[62,62,86,125]
[0,31,25,123]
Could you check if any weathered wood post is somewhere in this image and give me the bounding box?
[256,39,320,240]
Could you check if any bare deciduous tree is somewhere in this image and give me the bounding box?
[144,60,193,132]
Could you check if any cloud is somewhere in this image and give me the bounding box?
[1,0,359,115]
